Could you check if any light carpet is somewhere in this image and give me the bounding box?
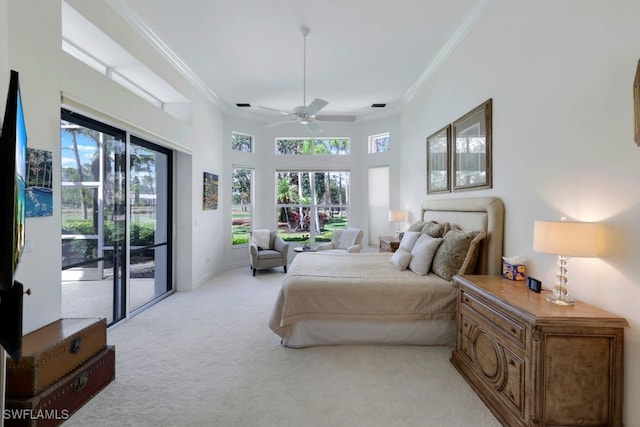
[66,266,500,427]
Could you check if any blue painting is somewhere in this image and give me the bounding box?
[25,148,53,217]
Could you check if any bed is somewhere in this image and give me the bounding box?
[269,196,504,348]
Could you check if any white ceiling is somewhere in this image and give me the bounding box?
[106,0,492,123]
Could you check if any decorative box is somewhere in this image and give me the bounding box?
[501,257,526,281]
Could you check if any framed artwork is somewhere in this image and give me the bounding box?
[426,124,451,194]
[25,148,53,217]
[203,172,218,210]
[452,99,492,192]
[634,59,640,146]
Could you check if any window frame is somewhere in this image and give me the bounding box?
[368,132,390,154]
[275,170,350,244]
[231,166,253,245]
[275,138,351,155]
[231,131,254,153]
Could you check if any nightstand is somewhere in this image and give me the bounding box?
[378,236,399,252]
[451,275,627,427]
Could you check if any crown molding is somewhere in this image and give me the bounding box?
[400,0,495,108]
[106,0,226,110]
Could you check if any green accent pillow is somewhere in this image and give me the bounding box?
[421,221,450,238]
[432,228,486,281]
[407,221,427,232]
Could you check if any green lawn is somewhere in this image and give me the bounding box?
[231,208,349,245]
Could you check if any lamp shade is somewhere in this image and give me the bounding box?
[388,210,405,222]
[532,220,599,257]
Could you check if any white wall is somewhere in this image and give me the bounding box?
[399,1,640,423]
[4,0,225,330]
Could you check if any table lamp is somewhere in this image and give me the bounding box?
[388,210,405,239]
[532,219,599,306]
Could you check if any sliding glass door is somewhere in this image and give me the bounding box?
[129,137,172,312]
[61,110,172,325]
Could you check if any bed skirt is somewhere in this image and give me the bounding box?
[281,319,456,348]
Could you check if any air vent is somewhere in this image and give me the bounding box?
[371,103,386,108]
[236,103,251,107]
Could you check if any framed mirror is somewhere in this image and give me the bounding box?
[426,125,451,194]
[452,99,492,191]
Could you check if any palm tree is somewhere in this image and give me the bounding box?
[277,175,298,226]
[61,124,100,220]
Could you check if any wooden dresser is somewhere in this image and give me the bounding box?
[451,275,627,427]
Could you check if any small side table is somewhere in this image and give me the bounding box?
[378,236,399,253]
[294,246,317,253]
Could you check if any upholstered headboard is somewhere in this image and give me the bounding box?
[420,197,504,275]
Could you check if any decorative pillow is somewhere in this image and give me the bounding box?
[432,228,486,281]
[338,228,359,249]
[409,235,443,275]
[421,221,450,238]
[407,221,427,232]
[389,249,412,271]
[253,229,271,250]
[399,231,422,252]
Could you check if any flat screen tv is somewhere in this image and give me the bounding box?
[0,70,26,291]
[0,69,27,361]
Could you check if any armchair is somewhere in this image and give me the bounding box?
[249,230,289,276]
[316,228,363,253]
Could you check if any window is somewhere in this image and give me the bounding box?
[368,132,390,153]
[232,132,253,152]
[275,171,350,243]
[232,167,253,245]
[275,138,350,155]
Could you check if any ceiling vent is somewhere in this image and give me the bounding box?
[371,103,386,108]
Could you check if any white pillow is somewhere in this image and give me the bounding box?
[399,231,421,252]
[338,228,359,249]
[389,249,412,270]
[253,229,271,249]
[409,236,443,275]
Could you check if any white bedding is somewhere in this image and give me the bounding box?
[269,196,505,348]
[269,252,457,342]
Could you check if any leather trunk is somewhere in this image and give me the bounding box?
[6,318,107,398]
[4,345,116,427]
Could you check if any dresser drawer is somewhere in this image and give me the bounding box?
[458,309,527,423]
[460,290,526,349]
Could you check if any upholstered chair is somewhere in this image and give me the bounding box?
[249,230,289,276]
[316,228,363,253]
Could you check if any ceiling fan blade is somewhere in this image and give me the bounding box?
[315,114,357,123]
[305,121,321,134]
[258,105,291,116]
[305,98,328,116]
[265,119,297,128]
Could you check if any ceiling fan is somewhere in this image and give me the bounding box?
[259,25,356,133]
